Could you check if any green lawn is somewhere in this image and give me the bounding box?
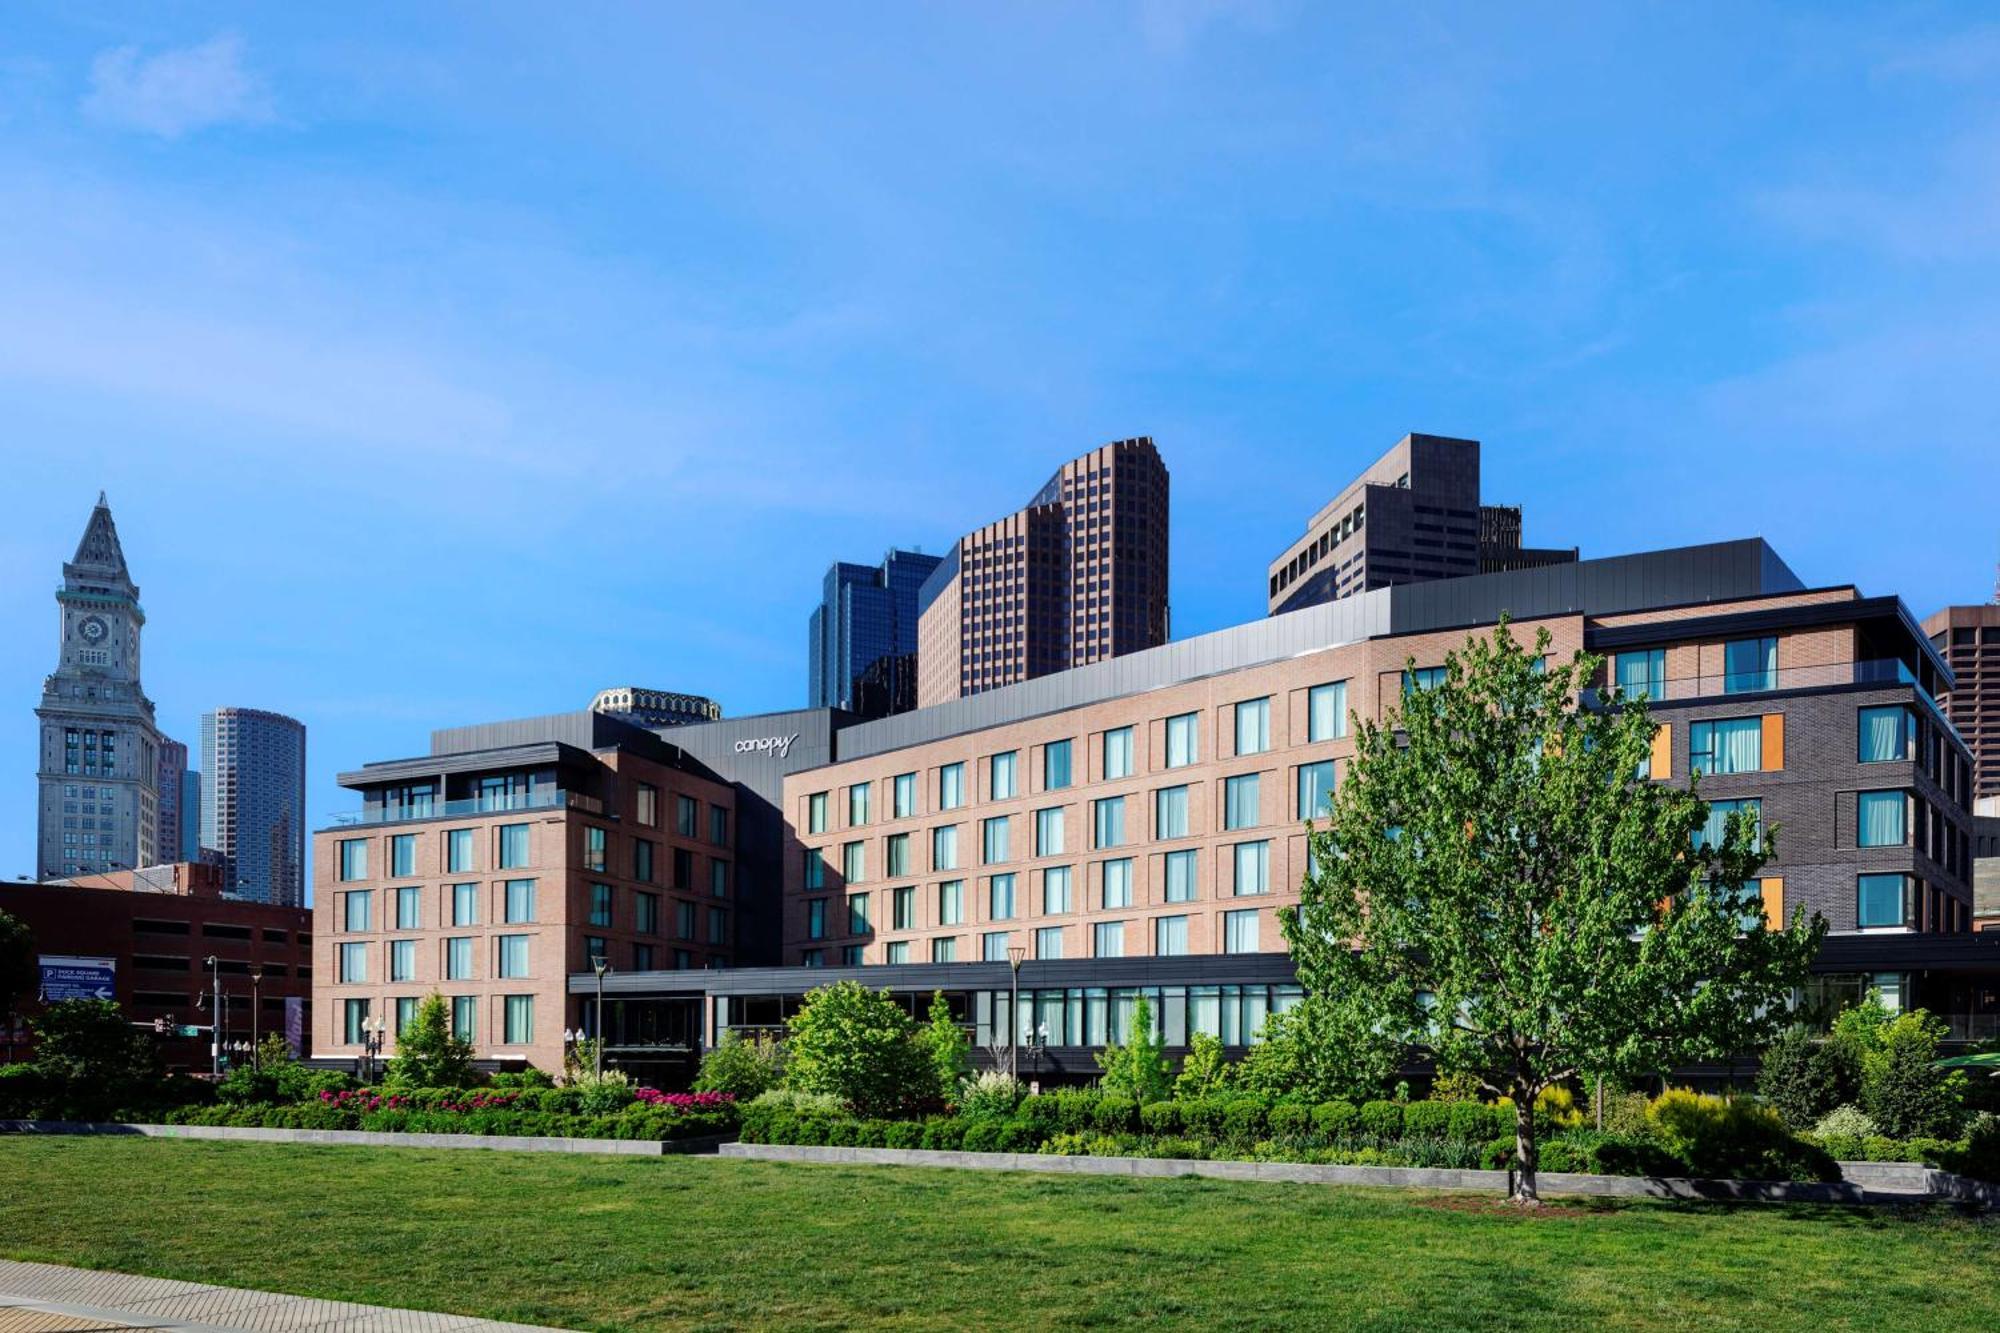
[0,1139,1995,1331]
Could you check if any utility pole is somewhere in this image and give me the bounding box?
[206,956,221,1078]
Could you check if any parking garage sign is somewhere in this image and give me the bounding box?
[39,955,116,1003]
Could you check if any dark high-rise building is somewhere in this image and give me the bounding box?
[808,549,943,719]
[917,437,1170,705]
[155,736,200,865]
[1924,602,2000,801]
[201,707,307,906]
[1265,433,1575,616]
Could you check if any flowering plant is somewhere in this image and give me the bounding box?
[634,1089,735,1112]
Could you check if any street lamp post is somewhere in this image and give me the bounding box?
[591,955,611,1079]
[248,970,263,1067]
[204,956,221,1078]
[1006,946,1027,1081]
[361,1016,386,1083]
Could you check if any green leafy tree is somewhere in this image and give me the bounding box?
[917,992,970,1104]
[1173,1031,1232,1100]
[31,998,157,1086]
[1095,995,1171,1103]
[1283,623,1825,1202]
[0,909,34,1017]
[1862,1010,1965,1139]
[1231,998,1399,1104]
[1757,1027,1861,1130]
[384,994,477,1089]
[693,1031,786,1099]
[783,980,927,1115]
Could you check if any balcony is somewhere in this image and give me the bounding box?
[323,789,603,828]
[1586,659,1960,734]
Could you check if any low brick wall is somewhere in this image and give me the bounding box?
[0,1121,728,1157]
[717,1142,1984,1206]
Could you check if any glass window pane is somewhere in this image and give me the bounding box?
[1308,682,1348,742]
[1165,713,1199,768]
[1857,791,1907,847]
[1724,637,1777,693]
[1857,874,1907,929]
[1165,849,1197,902]
[1224,774,1260,830]
[1044,740,1073,790]
[1236,698,1270,755]
[1858,706,1911,763]
[1298,761,1336,820]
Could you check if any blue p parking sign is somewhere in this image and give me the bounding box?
[39,955,117,1003]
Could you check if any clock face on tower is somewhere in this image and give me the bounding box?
[79,615,108,644]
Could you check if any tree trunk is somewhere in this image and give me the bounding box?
[1511,1084,1539,1204]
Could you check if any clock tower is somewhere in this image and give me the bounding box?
[35,494,166,880]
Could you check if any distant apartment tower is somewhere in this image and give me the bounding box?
[1265,433,1575,616]
[1924,603,2000,800]
[808,549,943,719]
[154,736,201,864]
[201,707,306,906]
[917,437,1170,706]
[590,687,722,729]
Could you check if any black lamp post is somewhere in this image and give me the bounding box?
[591,954,611,1078]
[248,969,263,1066]
[1006,945,1027,1080]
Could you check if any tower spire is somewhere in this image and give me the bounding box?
[66,492,132,588]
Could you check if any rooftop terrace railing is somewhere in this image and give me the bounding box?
[323,789,602,828]
[1582,659,1962,743]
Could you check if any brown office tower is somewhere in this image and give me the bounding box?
[918,438,1169,706]
[1924,602,2000,801]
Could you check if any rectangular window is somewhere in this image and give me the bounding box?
[1858,706,1915,763]
[932,824,960,871]
[989,873,1017,920]
[1857,873,1910,930]
[1723,637,1777,693]
[1308,682,1349,742]
[672,847,693,890]
[1694,798,1762,849]
[677,795,699,838]
[807,899,827,940]
[848,893,870,935]
[343,999,370,1045]
[1689,718,1762,775]
[801,949,824,969]
[1044,740,1073,791]
[1102,858,1133,910]
[343,891,371,933]
[1165,849,1197,902]
[636,891,660,935]
[338,839,368,881]
[675,899,697,940]
[886,941,910,964]
[634,838,655,884]
[1404,666,1447,694]
[938,880,964,926]
[939,762,966,811]
[1042,865,1072,915]
[583,826,607,873]
[1235,697,1271,755]
[636,781,658,827]
[1093,796,1126,848]
[446,936,474,981]
[338,941,367,983]
[1155,785,1189,839]
[892,885,916,931]
[848,783,870,827]
[893,772,916,819]
[1298,760,1336,820]
[1224,909,1260,954]
[503,878,536,924]
[1224,773,1260,830]
[503,995,534,1045]
[1858,791,1908,848]
[1102,727,1134,780]
[1618,649,1667,702]
[710,806,728,846]
[590,883,614,928]
[1094,921,1125,958]
[804,849,826,890]
[1154,915,1189,957]
[886,832,911,877]
[394,886,420,930]
[1165,712,1199,768]
[1036,926,1063,960]
[390,834,416,878]
[498,935,530,979]
[711,860,728,898]
[392,997,419,1039]
[982,816,1010,864]
[390,939,416,983]
[842,841,865,884]
[990,750,1018,800]
[983,931,1012,962]
[932,937,958,963]
[1234,840,1270,895]
[446,828,474,873]
[1035,807,1064,856]
[451,996,476,1042]
[498,824,531,869]
[808,792,829,834]
[451,882,478,927]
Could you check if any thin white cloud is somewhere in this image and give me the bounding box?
[82,32,272,138]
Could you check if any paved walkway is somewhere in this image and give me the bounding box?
[0,1260,569,1333]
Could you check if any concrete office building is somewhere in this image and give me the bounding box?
[35,494,166,881]
[589,686,722,729]
[201,708,307,907]
[1265,433,1575,616]
[917,438,1169,707]
[313,713,738,1076]
[808,549,944,719]
[155,736,201,866]
[1925,603,2000,800]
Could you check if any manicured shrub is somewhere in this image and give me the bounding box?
[1480,1137,1515,1170]
[919,1116,967,1151]
[1813,1104,1878,1139]
[1648,1089,1839,1181]
[1267,1103,1311,1138]
[883,1120,924,1150]
[1092,1096,1137,1134]
[693,1032,786,1100]
[1139,1101,1182,1136]
[783,979,931,1115]
[1445,1101,1495,1142]
[1402,1100,1453,1140]
[1311,1100,1359,1137]
[1758,1027,1862,1130]
[823,1117,861,1147]
[1039,1132,1092,1156]
[1864,1012,1967,1140]
[1016,1095,1062,1136]
[957,1071,1025,1120]
[1140,1136,1205,1160]
[1220,1096,1268,1146]
[1053,1089,1101,1134]
[1182,1097,1229,1139]
[1358,1100,1403,1138]
[994,1119,1040,1153]
[489,1068,555,1089]
[961,1118,1003,1153]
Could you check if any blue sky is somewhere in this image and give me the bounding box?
[2,5,1997,886]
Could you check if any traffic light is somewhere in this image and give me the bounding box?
[153,1018,166,1034]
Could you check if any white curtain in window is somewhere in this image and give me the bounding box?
[1858,791,1906,847]
[1715,719,1762,773]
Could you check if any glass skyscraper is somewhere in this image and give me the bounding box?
[201,707,307,906]
[808,549,943,718]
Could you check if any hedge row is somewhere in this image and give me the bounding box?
[160,1100,735,1141]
